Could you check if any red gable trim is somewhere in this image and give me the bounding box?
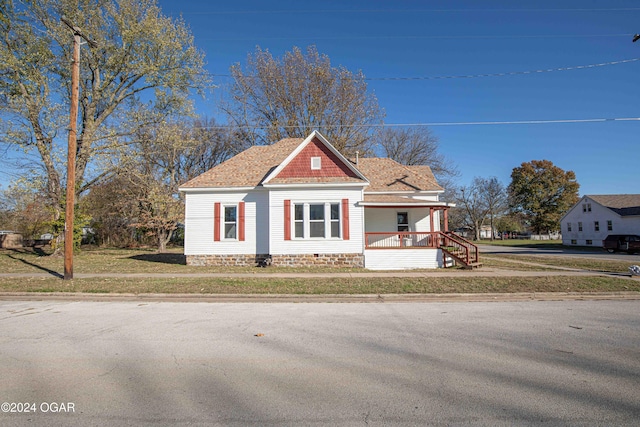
[274,137,359,180]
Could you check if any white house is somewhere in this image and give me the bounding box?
[179,131,478,269]
[560,194,640,247]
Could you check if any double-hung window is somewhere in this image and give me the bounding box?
[293,202,341,239]
[224,206,237,239]
[594,221,599,232]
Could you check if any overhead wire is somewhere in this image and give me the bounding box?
[210,57,640,81]
[191,117,640,130]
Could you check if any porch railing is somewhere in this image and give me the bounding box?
[364,231,480,267]
[365,232,437,249]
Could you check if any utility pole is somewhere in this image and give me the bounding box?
[61,16,96,280]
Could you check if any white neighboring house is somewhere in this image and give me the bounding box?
[179,131,478,269]
[560,194,640,247]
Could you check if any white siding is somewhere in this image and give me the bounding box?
[365,207,436,232]
[364,249,442,269]
[184,190,269,255]
[561,196,640,246]
[269,187,364,255]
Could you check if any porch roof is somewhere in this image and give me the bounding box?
[360,194,454,208]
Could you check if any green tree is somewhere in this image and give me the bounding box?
[224,45,384,156]
[0,0,210,218]
[508,160,580,234]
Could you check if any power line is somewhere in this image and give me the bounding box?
[180,8,640,15]
[193,117,640,130]
[198,33,631,42]
[212,57,640,81]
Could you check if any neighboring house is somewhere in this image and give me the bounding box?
[179,131,478,269]
[560,194,640,247]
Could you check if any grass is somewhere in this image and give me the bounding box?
[483,254,633,274]
[0,275,637,295]
[0,246,638,295]
[479,239,564,249]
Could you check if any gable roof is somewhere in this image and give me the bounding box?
[180,138,303,189]
[588,194,640,216]
[180,131,444,193]
[262,131,368,186]
[354,158,443,193]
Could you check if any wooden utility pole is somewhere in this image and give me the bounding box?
[61,16,96,280]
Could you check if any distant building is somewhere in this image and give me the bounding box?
[560,194,640,247]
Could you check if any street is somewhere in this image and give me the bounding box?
[479,243,640,263]
[1,300,639,426]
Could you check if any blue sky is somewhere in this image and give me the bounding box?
[2,0,637,197]
[154,0,639,196]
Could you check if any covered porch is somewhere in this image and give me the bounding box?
[359,196,479,269]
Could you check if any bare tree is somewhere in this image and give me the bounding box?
[223,45,384,156]
[376,126,459,189]
[454,178,490,241]
[479,177,508,241]
[85,117,234,251]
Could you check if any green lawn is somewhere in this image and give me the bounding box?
[0,247,638,295]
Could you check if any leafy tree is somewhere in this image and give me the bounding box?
[224,45,384,156]
[376,126,459,188]
[0,0,210,218]
[508,160,579,234]
[0,178,52,238]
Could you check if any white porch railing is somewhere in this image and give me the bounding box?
[365,232,437,249]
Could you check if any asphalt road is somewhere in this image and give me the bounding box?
[1,300,639,426]
[479,244,640,263]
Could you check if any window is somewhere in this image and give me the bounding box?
[594,221,599,232]
[607,220,613,231]
[567,222,572,232]
[224,206,237,239]
[294,204,304,238]
[571,239,577,245]
[293,202,341,239]
[586,240,593,245]
[311,156,321,170]
[309,204,325,238]
[582,204,587,213]
[397,212,409,232]
[587,204,592,212]
[578,222,583,232]
[330,203,340,238]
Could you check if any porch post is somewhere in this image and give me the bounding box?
[429,207,434,232]
[443,208,449,232]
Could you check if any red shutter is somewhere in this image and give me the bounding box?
[342,198,350,240]
[238,201,245,241]
[214,202,221,242]
[284,199,291,240]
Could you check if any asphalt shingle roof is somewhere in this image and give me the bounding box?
[589,194,640,216]
[354,158,443,193]
[181,137,443,193]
